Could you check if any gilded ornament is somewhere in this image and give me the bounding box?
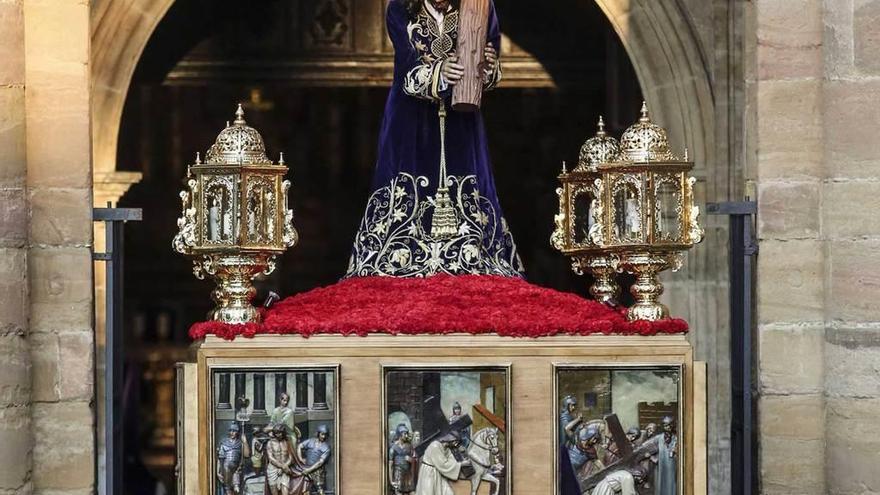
[617,102,679,163]
[551,103,703,321]
[173,104,298,325]
[577,116,620,172]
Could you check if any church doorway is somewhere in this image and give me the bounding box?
[107,0,664,493]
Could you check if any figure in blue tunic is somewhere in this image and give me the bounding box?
[559,395,584,448]
[346,0,523,278]
[299,425,332,495]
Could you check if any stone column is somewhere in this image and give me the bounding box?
[0,0,33,492]
[752,1,826,493]
[24,0,95,492]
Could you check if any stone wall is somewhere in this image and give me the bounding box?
[0,0,95,493]
[753,0,880,493]
[0,0,33,492]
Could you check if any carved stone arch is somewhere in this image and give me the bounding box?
[594,0,715,178]
[91,0,177,205]
[91,0,716,201]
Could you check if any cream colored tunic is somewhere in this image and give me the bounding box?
[415,441,463,495]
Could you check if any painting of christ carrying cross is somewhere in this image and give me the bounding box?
[556,366,682,495]
[384,367,509,495]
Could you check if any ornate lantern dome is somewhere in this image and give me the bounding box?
[205,104,271,164]
[577,116,621,171]
[618,102,679,163]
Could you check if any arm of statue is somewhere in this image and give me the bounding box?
[388,1,447,101]
[297,440,309,468]
[388,454,396,487]
[241,431,251,459]
[482,0,502,91]
[314,448,331,469]
[216,444,226,478]
[564,415,584,435]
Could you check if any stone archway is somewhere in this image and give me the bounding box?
[91,0,177,205]
[596,0,714,173]
[91,0,716,204]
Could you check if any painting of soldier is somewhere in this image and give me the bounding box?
[555,366,681,495]
[212,367,339,495]
[384,367,509,495]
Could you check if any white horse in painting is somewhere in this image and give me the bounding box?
[464,427,503,495]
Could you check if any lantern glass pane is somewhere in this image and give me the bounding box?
[612,177,642,243]
[246,176,277,245]
[204,175,236,245]
[572,187,595,245]
[655,177,681,242]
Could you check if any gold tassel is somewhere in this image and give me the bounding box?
[431,103,457,239]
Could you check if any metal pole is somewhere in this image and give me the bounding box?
[93,207,142,495]
[707,201,757,495]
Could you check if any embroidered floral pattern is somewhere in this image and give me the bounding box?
[404,59,444,100]
[346,173,523,278]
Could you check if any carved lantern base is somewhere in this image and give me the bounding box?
[197,253,275,325]
[620,251,682,322]
[573,254,621,305]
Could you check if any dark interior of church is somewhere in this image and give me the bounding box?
[114,0,642,492]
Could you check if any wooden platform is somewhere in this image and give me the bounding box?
[178,334,706,494]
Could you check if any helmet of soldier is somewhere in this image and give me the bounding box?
[317,424,330,435]
[396,423,410,437]
[578,425,600,443]
[562,395,577,408]
[228,423,241,432]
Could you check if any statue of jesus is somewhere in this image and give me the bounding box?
[345,0,523,278]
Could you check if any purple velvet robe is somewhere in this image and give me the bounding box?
[346,0,523,278]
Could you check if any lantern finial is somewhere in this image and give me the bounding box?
[562,160,567,174]
[279,152,285,165]
[577,116,620,171]
[234,103,246,125]
[639,101,650,122]
[195,152,201,164]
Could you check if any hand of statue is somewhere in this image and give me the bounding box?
[441,56,465,85]
[483,45,498,76]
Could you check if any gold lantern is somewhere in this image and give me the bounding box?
[551,116,622,304]
[173,104,298,324]
[552,104,704,321]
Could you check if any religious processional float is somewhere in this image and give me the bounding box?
[170,3,706,494]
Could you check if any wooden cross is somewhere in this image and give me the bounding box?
[414,414,473,457]
[473,404,506,434]
[578,414,659,492]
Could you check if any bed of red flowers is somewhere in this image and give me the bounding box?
[189,275,688,341]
